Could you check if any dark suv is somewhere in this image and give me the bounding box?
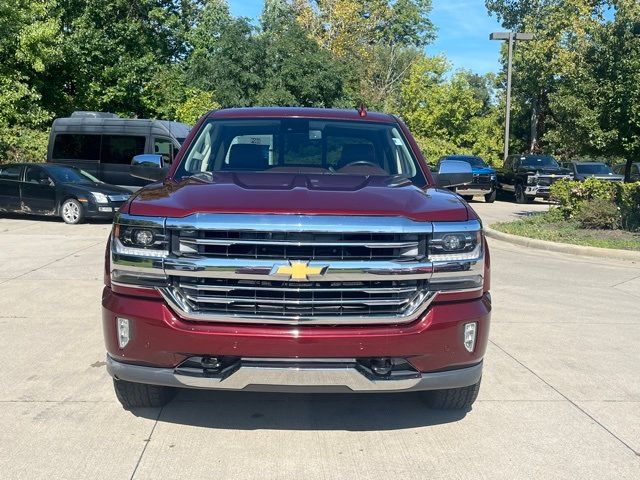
[497,154,571,203]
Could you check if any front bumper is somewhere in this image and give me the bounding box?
[102,287,491,386]
[525,185,550,198]
[456,184,494,196]
[107,355,483,393]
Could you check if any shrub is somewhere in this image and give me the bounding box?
[615,182,640,231]
[574,199,621,230]
[551,178,640,231]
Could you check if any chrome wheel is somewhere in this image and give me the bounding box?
[62,200,82,224]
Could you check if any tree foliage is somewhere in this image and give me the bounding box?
[401,57,502,165]
[487,0,640,178]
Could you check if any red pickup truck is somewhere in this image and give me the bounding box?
[103,107,491,411]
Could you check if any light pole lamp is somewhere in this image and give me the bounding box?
[490,32,534,162]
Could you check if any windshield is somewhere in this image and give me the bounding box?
[576,164,612,175]
[175,119,426,186]
[47,166,101,184]
[520,156,559,168]
[444,156,488,168]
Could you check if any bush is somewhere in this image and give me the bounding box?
[551,178,640,231]
[616,183,640,231]
[574,199,621,230]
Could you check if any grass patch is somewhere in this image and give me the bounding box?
[492,213,640,251]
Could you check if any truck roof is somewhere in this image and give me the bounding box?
[207,107,397,123]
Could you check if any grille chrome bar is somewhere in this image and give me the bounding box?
[179,238,420,249]
[184,294,414,306]
[178,283,417,294]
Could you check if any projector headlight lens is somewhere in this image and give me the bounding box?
[133,229,155,247]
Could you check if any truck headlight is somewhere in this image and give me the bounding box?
[429,230,481,261]
[526,174,538,185]
[429,221,484,292]
[112,218,168,257]
[91,192,109,204]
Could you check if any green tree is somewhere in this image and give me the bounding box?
[0,0,60,162]
[255,1,345,107]
[401,56,502,165]
[294,0,435,110]
[186,2,263,107]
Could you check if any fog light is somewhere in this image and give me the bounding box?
[133,229,155,247]
[463,322,477,352]
[117,317,130,349]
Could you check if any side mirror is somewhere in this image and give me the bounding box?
[432,160,473,188]
[131,154,168,182]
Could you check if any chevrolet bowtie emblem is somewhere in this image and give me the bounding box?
[273,261,327,281]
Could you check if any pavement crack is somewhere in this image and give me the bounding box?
[130,406,163,480]
[490,339,640,458]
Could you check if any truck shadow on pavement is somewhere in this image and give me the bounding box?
[130,390,469,431]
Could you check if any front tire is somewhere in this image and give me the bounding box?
[61,198,85,224]
[424,378,481,410]
[484,190,497,203]
[113,379,174,409]
[515,184,533,204]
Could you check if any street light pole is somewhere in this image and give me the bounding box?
[490,32,534,162]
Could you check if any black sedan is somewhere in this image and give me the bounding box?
[0,163,131,224]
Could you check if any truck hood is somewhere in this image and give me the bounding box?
[127,172,471,222]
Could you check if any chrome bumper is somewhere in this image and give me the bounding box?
[107,356,483,393]
[455,187,492,196]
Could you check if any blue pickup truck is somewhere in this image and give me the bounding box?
[437,155,497,203]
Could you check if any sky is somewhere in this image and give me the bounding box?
[227,0,504,75]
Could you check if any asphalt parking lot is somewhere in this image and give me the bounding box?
[1,200,639,479]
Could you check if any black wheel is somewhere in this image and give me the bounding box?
[61,198,85,224]
[424,378,481,410]
[515,184,533,204]
[461,195,474,202]
[113,379,174,409]
[484,190,497,203]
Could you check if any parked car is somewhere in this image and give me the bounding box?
[437,155,497,203]
[497,154,571,203]
[103,107,491,411]
[612,163,640,182]
[0,163,131,224]
[561,161,623,182]
[46,111,190,190]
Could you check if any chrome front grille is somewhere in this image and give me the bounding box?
[161,277,432,324]
[173,230,424,261]
[113,213,484,326]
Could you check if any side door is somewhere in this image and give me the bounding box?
[0,164,24,212]
[21,165,57,214]
[99,134,147,187]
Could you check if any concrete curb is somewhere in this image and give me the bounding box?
[484,226,640,262]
